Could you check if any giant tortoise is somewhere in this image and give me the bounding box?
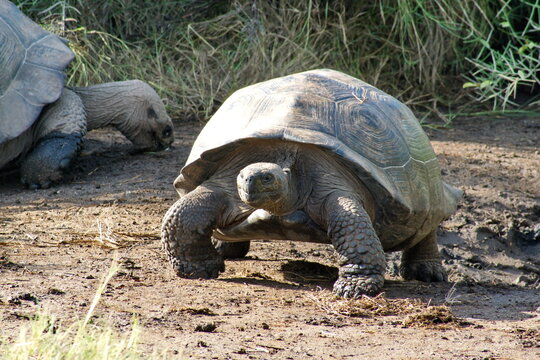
[161,69,462,298]
[0,0,174,188]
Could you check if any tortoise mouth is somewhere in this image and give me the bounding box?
[238,187,284,207]
[130,137,173,154]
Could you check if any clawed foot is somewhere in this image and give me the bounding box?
[400,260,447,282]
[171,256,225,279]
[333,264,385,298]
[20,133,81,189]
[333,275,384,297]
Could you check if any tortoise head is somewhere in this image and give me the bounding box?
[120,80,174,152]
[237,162,295,215]
[76,80,174,152]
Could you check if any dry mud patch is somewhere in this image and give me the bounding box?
[1,118,539,359]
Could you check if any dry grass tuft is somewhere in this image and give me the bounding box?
[402,305,467,329]
[309,291,472,329]
[308,292,425,318]
[168,307,218,316]
[62,211,159,249]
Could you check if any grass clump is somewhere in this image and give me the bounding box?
[13,0,540,122]
[1,314,146,360]
[463,0,540,109]
[0,258,166,360]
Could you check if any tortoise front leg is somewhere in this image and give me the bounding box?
[320,193,386,297]
[161,186,227,278]
[20,88,86,189]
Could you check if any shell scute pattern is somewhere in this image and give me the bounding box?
[0,0,73,144]
[0,24,22,96]
[178,70,456,231]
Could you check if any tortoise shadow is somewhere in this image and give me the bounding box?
[224,259,538,322]
[220,259,337,292]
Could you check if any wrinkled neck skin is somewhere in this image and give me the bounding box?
[270,170,301,215]
[72,81,148,142]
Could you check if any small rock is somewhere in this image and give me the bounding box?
[8,298,21,306]
[18,293,39,304]
[48,288,65,295]
[444,216,468,229]
[441,247,460,260]
[507,220,539,247]
[195,322,217,332]
[515,275,538,287]
[474,226,496,241]
[464,254,481,263]
[533,224,540,241]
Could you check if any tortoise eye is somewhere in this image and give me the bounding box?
[162,125,172,138]
[262,174,274,184]
[147,106,157,119]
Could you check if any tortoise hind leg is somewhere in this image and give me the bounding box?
[20,89,86,189]
[399,231,447,282]
[212,240,251,259]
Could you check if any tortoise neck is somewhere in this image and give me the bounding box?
[263,170,301,216]
[72,81,142,140]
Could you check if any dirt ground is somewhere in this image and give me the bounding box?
[1,116,539,359]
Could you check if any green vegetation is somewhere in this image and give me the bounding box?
[13,0,540,122]
[0,259,166,360]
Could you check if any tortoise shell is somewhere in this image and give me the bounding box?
[177,69,460,243]
[0,0,74,144]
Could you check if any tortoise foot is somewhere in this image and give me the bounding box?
[400,260,447,282]
[212,239,251,259]
[171,256,225,279]
[333,264,384,298]
[20,132,82,189]
[333,274,384,298]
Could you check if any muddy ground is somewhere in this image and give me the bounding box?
[0,117,539,359]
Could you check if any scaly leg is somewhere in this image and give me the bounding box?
[161,186,227,278]
[20,89,86,189]
[322,193,386,297]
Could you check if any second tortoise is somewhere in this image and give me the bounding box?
[0,0,174,188]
